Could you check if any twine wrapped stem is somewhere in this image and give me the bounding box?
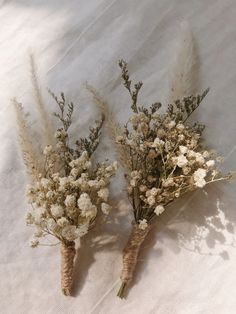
[60,241,76,296]
[117,224,151,298]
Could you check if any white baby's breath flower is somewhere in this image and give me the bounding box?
[33,208,46,224]
[70,168,79,177]
[147,195,156,206]
[138,219,148,230]
[202,151,210,158]
[101,203,111,215]
[130,179,136,187]
[43,145,53,155]
[57,217,69,227]
[189,138,198,148]
[59,177,69,191]
[162,177,174,187]
[193,168,207,188]
[187,150,196,158]
[97,188,109,202]
[206,160,215,168]
[212,169,219,177]
[52,172,60,181]
[176,123,185,131]
[77,193,97,218]
[64,195,76,208]
[41,178,50,189]
[88,180,99,188]
[179,145,188,155]
[182,167,191,175]
[175,191,180,198]
[152,137,165,148]
[131,170,141,180]
[51,204,64,218]
[46,191,54,199]
[167,120,176,129]
[195,179,206,188]
[195,153,205,165]
[154,205,165,216]
[139,185,147,192]
[173,155,188,168]
[61,225,78,241]
[178,134,185,141]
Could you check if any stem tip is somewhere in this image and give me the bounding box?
[117,282,127,299]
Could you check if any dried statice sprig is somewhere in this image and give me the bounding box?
[15,87,117,296]
[116,60,233,298]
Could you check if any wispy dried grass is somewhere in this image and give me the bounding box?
[169,21,198,103]
[13,98,41,180]
[30,54,55,147]
[85,82,131,172]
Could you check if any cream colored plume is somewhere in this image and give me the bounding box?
[86,82,131,171]
[169,21,198,103]
[30,54,55,147]
[13,99,41,180]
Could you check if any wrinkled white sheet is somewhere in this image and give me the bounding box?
[0,1,236,313]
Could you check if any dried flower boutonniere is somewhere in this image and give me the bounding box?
[14,58,117,296]
[114,59,233,298]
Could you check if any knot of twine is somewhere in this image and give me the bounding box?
[121,224,150,283]
[61,242,76,296]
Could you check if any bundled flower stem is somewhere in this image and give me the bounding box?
[14,68,117,295]
[115,60,233,298]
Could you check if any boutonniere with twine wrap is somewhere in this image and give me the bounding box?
[87,24,234,298]
[115,59,233,297]
[14,57,117,296]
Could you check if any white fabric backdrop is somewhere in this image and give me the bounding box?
[0,1,236,313]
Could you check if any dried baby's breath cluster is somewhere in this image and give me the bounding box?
[116,60,232,297]
[117,60,232,229]
[26,92,117,248]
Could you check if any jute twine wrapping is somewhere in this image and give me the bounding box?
[60,241,76,296]
[120,224,151,284]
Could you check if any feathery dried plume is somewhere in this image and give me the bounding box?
[86,82,131,171]
[13,98,41,180]
[30,54,55,146]
[169,21,197,103]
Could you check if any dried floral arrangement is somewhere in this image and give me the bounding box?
[112,59,233,298]
[14,57,117,296]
